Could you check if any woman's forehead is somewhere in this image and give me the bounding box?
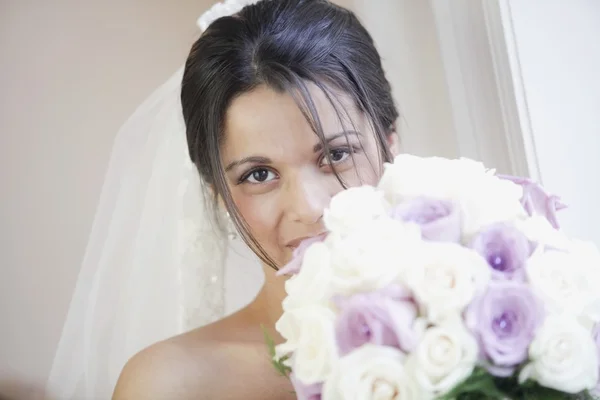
[222,83,366,154]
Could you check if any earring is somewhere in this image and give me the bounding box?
[225,212,238,240]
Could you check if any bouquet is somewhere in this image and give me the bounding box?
[271,154,600,400]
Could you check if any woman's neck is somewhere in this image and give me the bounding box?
[250,264,287,334]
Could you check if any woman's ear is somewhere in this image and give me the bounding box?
[387,122,401,157]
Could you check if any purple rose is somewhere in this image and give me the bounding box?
[470,222,532,281]
[390,196,461,243]
[291,373,322,400]
[499,175,567,229]
[466,281,544,376]
[335,285,418,356]
[277,234,327,276]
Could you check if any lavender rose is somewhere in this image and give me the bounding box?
[470,222,532,281]
[390,196,461,243]
[335,285,418,355]
[291,373,322,400]
[499,175,567,229]
[277,234,326,276]
[466,280,544,376]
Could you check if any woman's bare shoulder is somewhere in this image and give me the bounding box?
[112,308,293,400]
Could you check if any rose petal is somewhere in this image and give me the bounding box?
[499,175,567,229]
[470,222,532,281]
[466,281,544,376]
[277,234,326,276]
[291,373,322,400]
[391,197,461,243]
[335,286,418,355]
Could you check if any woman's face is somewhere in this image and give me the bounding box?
[221,84,398,267]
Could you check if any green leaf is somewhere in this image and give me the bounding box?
[261,324,276,358]
[436,368,600,400]
[261,324,292,378]
[518,379,598,400]
[436,368,509,400]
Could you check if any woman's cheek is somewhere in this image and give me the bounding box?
[232,191,284,261]
[339,157,382,188]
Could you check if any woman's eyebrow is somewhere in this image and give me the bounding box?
[313,130,360,152]
[225,156,272,172]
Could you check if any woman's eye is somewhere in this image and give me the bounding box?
[321,148,351,166]
[243,168,277,184]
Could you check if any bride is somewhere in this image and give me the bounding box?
[47,0,401,399]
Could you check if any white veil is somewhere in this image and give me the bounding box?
[45,65,230,399]
[45,2,263,396]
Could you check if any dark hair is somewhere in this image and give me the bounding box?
[181,0,399,269]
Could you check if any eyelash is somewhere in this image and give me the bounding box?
[318,146,357,167]
[237,146,358,185]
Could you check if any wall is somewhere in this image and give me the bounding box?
[508,0,600,244]
[0,0,212,385]
[351,0,459,159]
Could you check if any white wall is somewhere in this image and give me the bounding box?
[508,0,600,244]
[0,0,211,386]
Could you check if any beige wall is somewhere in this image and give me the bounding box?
[0,0,212,384]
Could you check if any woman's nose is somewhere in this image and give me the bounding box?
[284,172,333,225]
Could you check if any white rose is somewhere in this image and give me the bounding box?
[323,186,388,235]
[519,314,599,393]
[378,155,487,203]
[275,304,328,359]
[282,242,333,311]
[378,155,525,239]
[274,309,302,360]
[515,215,571,250]
[327,217,422,295]
[281,305,338,385]
[322,344,430,400]
[408,319,478,395]
[403,242,491,323]
[459,176,527,239]
[526,244,600,323]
